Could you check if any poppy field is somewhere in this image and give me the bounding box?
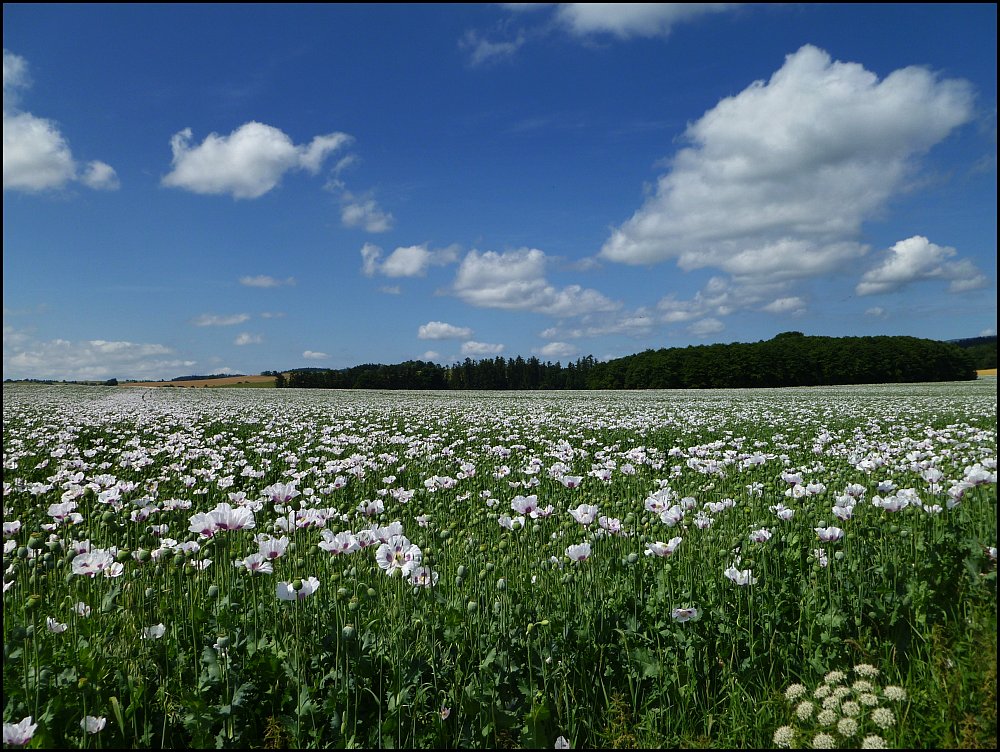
[2,381,996,749]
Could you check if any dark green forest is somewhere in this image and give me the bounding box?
[949,336,998,370]
[278,333,987,391]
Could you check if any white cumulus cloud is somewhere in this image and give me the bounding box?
[760,296,806,315]
[302,350,329,360]
[453,248,619,317]
[361,243,459,278]
[599,45,975,286]
[461,340,505,357]
[856,236,987,296]
[3,49,119,193]
[418,321,474,340]
[534,341,578,360]
[162,121,351,199]
[341,197,394,233]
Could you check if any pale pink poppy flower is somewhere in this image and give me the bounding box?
[72,549,116,577]
[318,530,360,555]
[565,542,592,562]
[815,526,845,543]
[188,512,218,538]
[277,577,320,601]
[671,607,700,623]
[748,529,772,543]
[598,516,621,534]
[511,495,539,516]
[375,535,422,576]
[81,716,106,734]
[3,716,37,746]
[235,553,273,574]
[659,505,684,526]
[409,566,439,588]
[256,534,289,560]
[645,537,682,557]
[769,503,795,521]
[262,482,300,504]
[568,504,599,525]
[498,515,526,531]
[46,617,68,634]
[209,502,255,532]
[724,566,757,586]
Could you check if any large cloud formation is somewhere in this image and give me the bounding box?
[599,45,975,284]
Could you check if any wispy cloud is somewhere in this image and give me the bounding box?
[239,275,296,288]
[234,332,263,346]
[459,29,526,66]
[552,3,740,39]
[191,313,251,327]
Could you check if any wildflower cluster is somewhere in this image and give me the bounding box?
[773,664,909,749]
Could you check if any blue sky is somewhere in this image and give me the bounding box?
[3,3,996,381]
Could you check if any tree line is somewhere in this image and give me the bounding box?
[949,336,997,370]
[278,356,598,390]
[276,333,980,391]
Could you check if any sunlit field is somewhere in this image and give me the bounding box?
[3,381,996,749]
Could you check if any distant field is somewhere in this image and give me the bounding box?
[121,374,276,388]
[978,368,997,377]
